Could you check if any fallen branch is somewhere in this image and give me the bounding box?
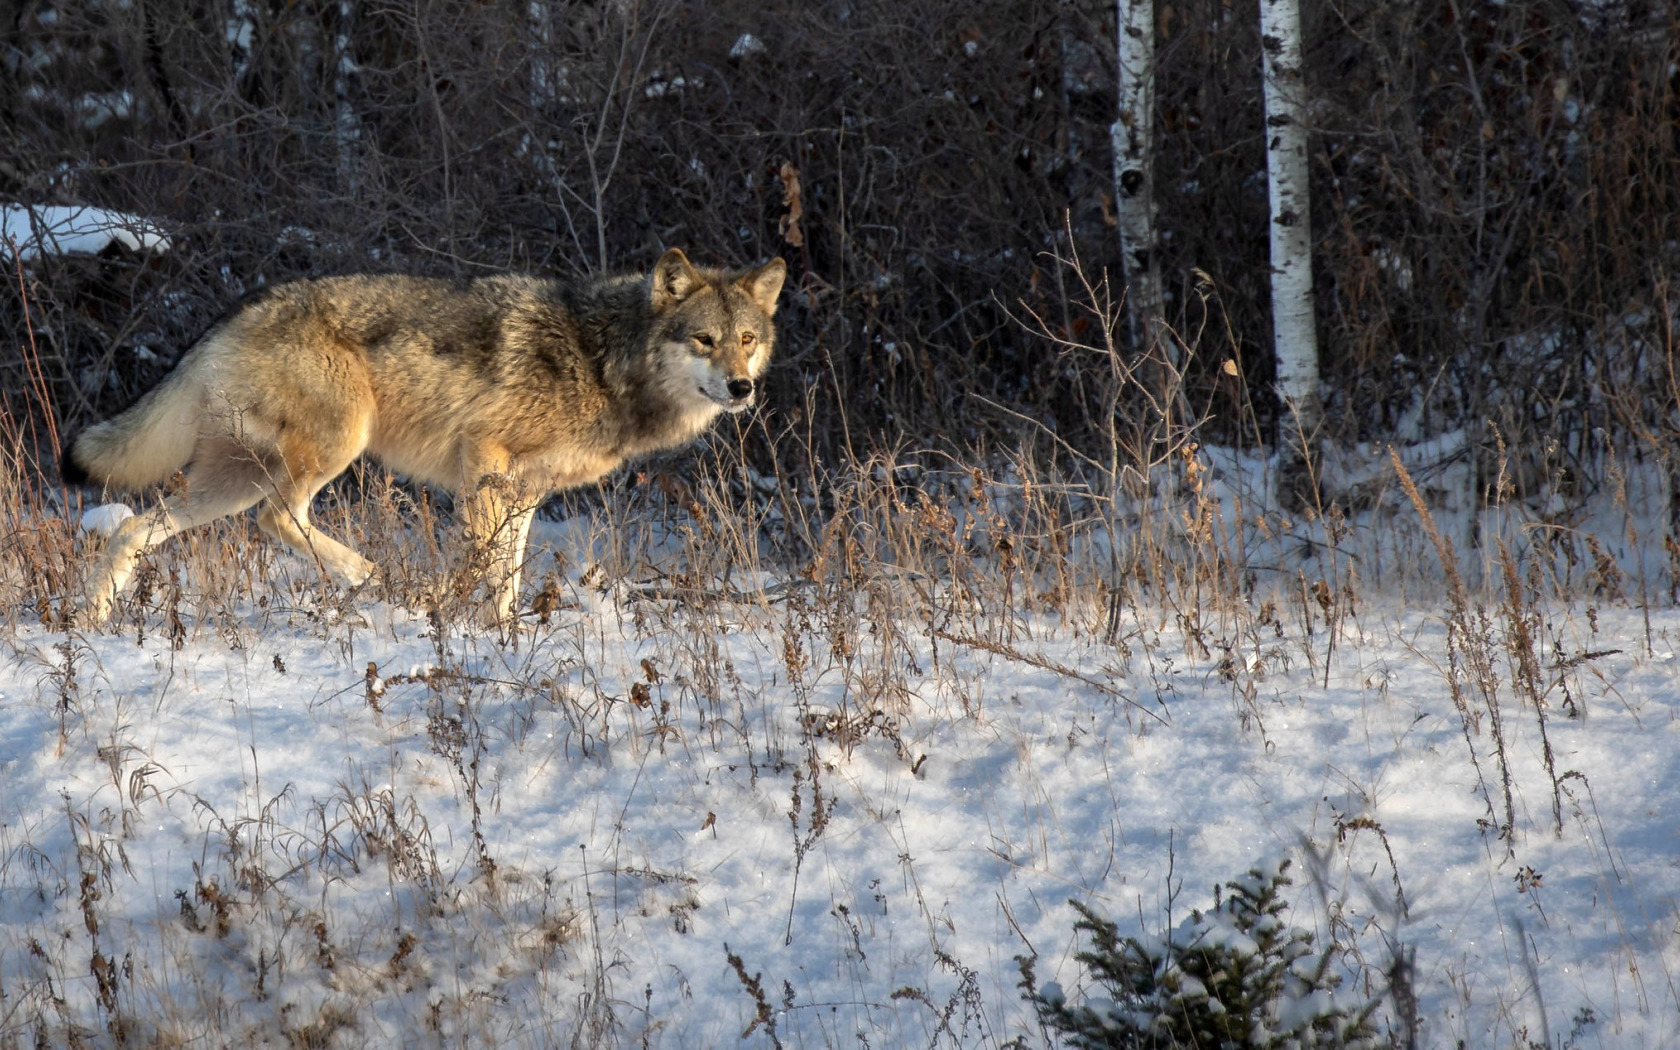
[930,628,1167,724]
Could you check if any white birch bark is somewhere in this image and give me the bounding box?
[226,0,256,84]
[524,2,565,186]
[1111,0,1163,362]
[528,0,556,108]
[1260,0,1322,476]
[334,0,361,195]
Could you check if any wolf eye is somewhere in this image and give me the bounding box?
[694,333,715,349]
[741,332,756,347]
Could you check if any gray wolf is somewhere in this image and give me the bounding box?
[63,248,786,625]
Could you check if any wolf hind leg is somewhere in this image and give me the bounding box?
[256,496,376,587]
[80,440,272,623]
[255,431,376,587]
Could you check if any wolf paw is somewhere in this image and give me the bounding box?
[69,591,116,629]
[343,564,382,595]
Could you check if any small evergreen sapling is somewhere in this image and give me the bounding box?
[1020,859,1379,1048]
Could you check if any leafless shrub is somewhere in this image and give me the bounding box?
[6,0,1670,489]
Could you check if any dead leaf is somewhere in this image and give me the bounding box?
[778,162,804,248]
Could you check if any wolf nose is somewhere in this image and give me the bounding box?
[727,378,754,401]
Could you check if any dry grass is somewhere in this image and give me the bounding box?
[0,253,1675,1047]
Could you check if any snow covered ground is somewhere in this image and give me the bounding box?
[2,456,1678,1048]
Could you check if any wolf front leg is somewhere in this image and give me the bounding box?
[491,501,538,625]
[457,446,538,628]
[461,487,538,628]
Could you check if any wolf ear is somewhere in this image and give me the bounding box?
[651,248,703,308]
[739,257,787,315]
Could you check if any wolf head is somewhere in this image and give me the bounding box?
[647,248,787,416]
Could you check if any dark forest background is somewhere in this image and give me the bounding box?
[3,0,1677,499]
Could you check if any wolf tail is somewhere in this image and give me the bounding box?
[63,352,209,492]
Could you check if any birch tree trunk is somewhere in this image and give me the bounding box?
[1111,0,1163,372]
[524,0,572,229]
[226,0,256,86]
[1260,0,1322,505]
[333,0,361,196]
